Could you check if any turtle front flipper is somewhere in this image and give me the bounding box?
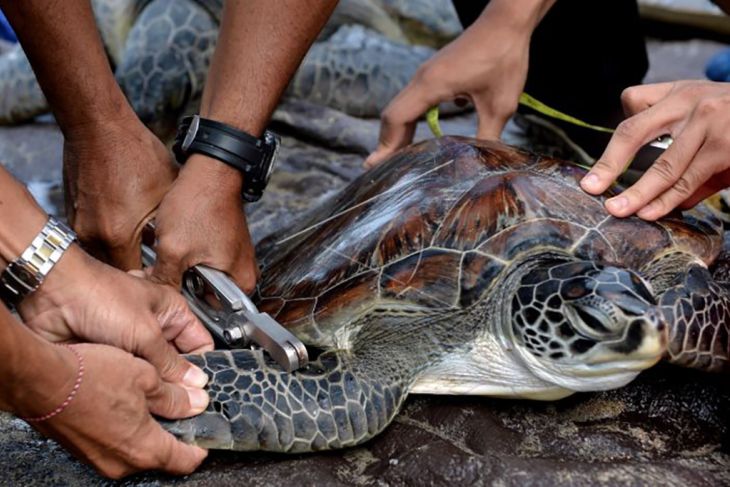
[0,45,49,124]
[161,347,411,452]
[115,0,218,139]
[648,257,730,373]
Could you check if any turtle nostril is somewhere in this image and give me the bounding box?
[656,320,666,333]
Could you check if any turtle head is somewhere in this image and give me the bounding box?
[508,260,667,392]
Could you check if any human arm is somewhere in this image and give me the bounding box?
[0,165,213,384]
[0,0,178,269]
[0,305,208,479]
[149,0,338,290]
[579,81,730,219]
[364,0,556,168]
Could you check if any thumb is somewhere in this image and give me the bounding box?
[149,250,184,290]
[133,321,209,388]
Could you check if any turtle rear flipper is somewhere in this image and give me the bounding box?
[656,264,730,373]
[0,45,48,124]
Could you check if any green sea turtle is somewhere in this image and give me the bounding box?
[162,137,728,452]
[0,0,463,136]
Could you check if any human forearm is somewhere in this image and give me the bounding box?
[0,0,135,133]
[186,0,338,192]
[0,167,49,269]
[0,304,77,416]
[200,0,338,136]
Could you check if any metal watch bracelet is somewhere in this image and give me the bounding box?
[0,217,77,307]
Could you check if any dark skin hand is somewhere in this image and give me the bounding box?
[1,0,337,293]
[581,81,730,219]
[0,308,208,479]
[148,0,338,291]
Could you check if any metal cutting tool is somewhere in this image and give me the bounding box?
[141,236,308,372]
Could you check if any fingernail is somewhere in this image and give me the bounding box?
[183,366,209,388]
[581,173,599,188]
[188,388,209,412]
[606,196,628,212]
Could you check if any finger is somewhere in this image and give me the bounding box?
[680,185,719,210]
[581,102,686,195]
[364,80,443,168]
[149,250,184,290]
[635,144,718,220]
[620,83,675,116]
[225,255,258,295]
[603,120,706,218]
[146,378,209,419]
[156,291,214,353]
[474,92,515,140]
[142,422,208,476]
[133,322,209,388]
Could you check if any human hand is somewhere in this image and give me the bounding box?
[15,344,208,479]
[63,117,177,269]
[18,245,213,387]
[580,81,730,220]
[149,154,259,293]
[363,5,534,168]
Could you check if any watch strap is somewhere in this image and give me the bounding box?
[172,115,280,202]
[0,217,76,307]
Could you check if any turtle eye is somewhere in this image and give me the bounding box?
[573,306,611,335]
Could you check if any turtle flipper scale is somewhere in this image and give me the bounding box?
[161,348,410,452]
[657,264,730,373]
[0,45,49,124]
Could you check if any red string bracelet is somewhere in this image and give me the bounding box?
[21,344,85,423]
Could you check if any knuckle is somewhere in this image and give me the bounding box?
[672,176,694,197]
[591,159,617,174]
[380,105,402,126]
[614,118,638,140]
[135,360,161,392]
[696,97,720,116]
[620,86,642,108]
[648,157,677,183]
[414,63,436,85]
[157,239,187,263]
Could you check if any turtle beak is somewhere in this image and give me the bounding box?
[591,307,667,368]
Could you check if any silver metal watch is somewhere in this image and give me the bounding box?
[0,217,76,307]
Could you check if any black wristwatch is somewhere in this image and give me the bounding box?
[172,115,280,202]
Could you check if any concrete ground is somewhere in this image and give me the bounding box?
[0,34,728,487]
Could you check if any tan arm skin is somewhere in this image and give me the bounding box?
[0,0,338,292]
[364,0,556,167]
[0,166,211,475]
[0,0,178,269]
[0,305,207,479]
[149,0,338,290]
[0,162,211,396]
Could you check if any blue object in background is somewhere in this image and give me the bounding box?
[706,48,730,82]
[0,8,17,43]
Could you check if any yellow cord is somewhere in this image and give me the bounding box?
[426,93,616,138]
